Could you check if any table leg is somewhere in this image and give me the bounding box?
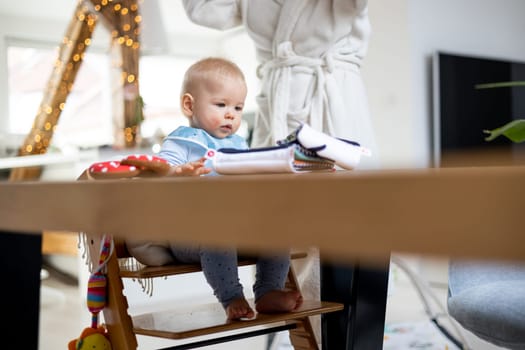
[321,258,390,349]
[1,231,42,349]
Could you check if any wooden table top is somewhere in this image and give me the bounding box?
[1,166,524,264]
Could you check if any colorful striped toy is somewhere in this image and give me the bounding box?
[87,235,112,328]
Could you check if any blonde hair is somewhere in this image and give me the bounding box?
[181,57,246,98]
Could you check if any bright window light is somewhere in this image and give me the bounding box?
[7,45,113,149]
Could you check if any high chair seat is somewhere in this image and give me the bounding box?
[119,251,308,279]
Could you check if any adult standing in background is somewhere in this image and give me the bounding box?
[181,1,383,348]
[181,0,379,168]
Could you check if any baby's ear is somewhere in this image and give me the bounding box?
[181,93,194,117]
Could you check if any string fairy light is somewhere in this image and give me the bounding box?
[10,0,143,181]
[89,0,143,148]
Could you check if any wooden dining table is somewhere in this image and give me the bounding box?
[2,165,525,349]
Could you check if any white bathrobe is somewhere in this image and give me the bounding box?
[182,0,378,168]
[182,0,378,346]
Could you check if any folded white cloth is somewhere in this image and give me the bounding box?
[211,143,334,175]
[281,123,371,170]
[209,123,370,175]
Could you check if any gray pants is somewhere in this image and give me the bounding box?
[126,240,290,309]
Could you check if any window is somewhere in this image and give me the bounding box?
[7,44,113,149]
[6,37,257,152]
[138,55,193,145]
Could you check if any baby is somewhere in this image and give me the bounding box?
[127,57,302,319]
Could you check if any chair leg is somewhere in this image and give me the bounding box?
[285,266,319,350]
[104,252,138,350]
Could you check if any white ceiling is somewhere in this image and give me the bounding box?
[0,0,223,37]
[0,0,234,56]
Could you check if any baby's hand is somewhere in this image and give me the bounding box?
[169,157,211,176]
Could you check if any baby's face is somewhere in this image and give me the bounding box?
[190,76,247,139]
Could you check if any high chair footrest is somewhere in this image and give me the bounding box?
[131,299,343,339]
[155,324,298,350]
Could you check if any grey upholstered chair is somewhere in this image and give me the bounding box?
[447,260,525,349]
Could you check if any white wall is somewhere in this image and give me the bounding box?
[364,0,413,168]
[0,10,112,137]
[0,14,66,133]
[410,0,525,168]
[365,0,525,168]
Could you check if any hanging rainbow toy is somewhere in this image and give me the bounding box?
[68,234,114,350]
[87,234,113,328]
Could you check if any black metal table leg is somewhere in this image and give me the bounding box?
[1,231,42,349]
[321,257,390,350]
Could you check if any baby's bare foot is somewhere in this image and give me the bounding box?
[226,297,255,320]
[255,290,303,314]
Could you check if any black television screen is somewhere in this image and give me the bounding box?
[432,52,525,166]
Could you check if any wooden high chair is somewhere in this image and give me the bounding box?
[84,233,343,350]
[79,163,344,350]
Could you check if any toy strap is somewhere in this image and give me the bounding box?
[96,234,113,273]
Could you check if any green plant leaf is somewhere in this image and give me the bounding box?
[135,95,145,124]
[483,119,525,143]
[475,81,525,89]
